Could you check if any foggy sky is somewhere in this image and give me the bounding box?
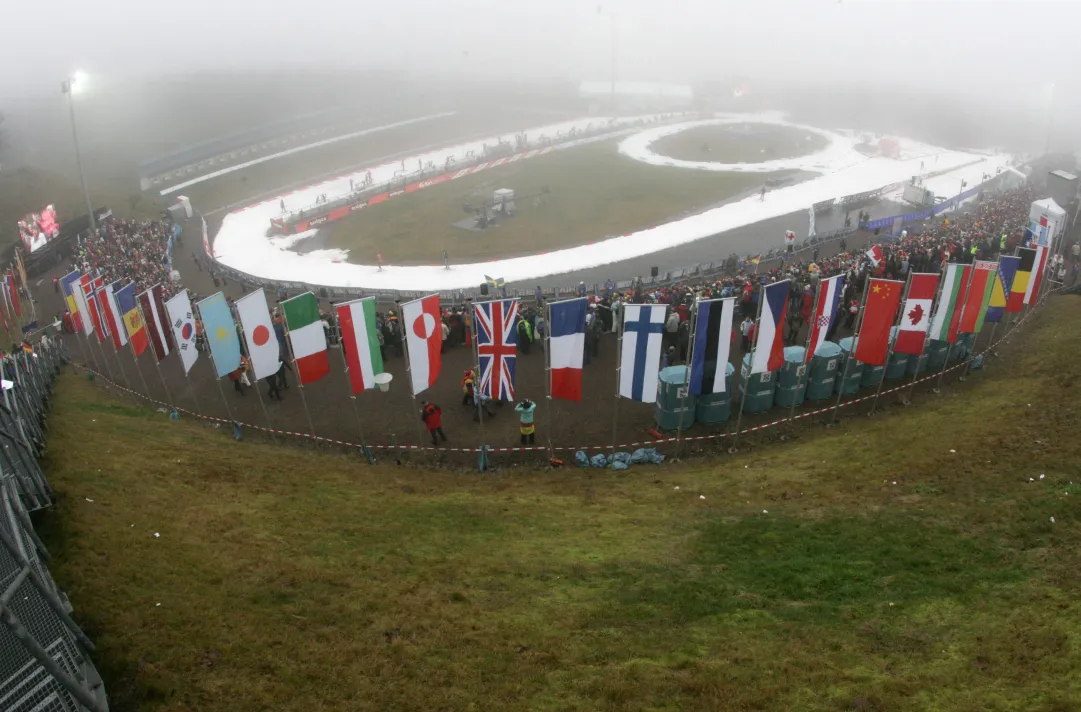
[5,0,1079,99]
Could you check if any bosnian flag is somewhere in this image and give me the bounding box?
[750,280,790,374]
[866,245,884,266]
[894,273,939,355]
[402,294,442,396]
[619,304,667,403]
[282,292,329,384]
[804,275,844,362]
[549,298,587,401]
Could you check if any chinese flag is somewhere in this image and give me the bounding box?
[854,278,904,366]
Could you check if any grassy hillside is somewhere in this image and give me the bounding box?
[39,297,1081,712]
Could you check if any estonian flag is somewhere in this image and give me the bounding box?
[689,298,735,395]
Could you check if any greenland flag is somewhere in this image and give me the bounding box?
[866,244,884,266]
[548,298,587,401]
[402,294,443,396]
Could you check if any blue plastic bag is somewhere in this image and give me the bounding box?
[575,450,590,468]
[610,460,629,471]
[590,453,608,469]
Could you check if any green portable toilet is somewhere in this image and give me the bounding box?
[695,362,736,425]
[835,337,864,395]
[654,366,696,431]
[953,332,977,361]
[885,327,911,380]
[775,346,808,407]
[807,341,842,401]
[739,353,777,415]
[927,339,951,369]
[905,338,934,376]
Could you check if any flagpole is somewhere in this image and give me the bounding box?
[904,270,947,405]
[675,298,697,459]
[786,279,823,433]
[934,263,976,393]
[335,341,370,457]
[470,304,487,455]
[282,317,317,437]
[543,300,553,461]
[195,304,235,424]
[610,306,624,456]
[400,310,429,458]
[732,286,767,449]
[231,304,275,432]
[869,272,911,415]
[830,283,870,425]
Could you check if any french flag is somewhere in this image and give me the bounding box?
[549,297,587,401]
[750,280,790,374]
[804,274,844,362]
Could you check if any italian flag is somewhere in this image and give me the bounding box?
[335,297,383,395]
[282,292,329,384]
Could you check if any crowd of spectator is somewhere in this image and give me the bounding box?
[69,218,180,297]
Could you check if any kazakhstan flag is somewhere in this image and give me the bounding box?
[195,291,241,377]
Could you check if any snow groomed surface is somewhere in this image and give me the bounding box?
[212,113,1012,291]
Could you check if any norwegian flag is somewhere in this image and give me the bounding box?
[475,298,519,401]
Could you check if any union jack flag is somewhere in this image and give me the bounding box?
[475,298,519,401]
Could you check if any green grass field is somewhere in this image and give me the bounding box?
[39,297,1081,712]
[650,122,829,164]
[323,140,771,264]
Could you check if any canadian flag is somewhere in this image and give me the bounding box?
[894,273,939,355]
[402,294,443,396]
[866,245,884,266]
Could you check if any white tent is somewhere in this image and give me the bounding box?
[1029,198,1066,246]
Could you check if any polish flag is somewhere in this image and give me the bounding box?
[402,294,442,396]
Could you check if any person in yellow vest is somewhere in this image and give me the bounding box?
[1000,234,1007,252]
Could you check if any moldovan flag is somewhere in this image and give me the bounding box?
[619,304,667,403]
[804,274,844,362]
[548,297,587,401]
[985,255,1019,324]
[115,282,150,357]
[893,273,939,355]
[750,280,790,374]
[196,291,241,378]
[958,261,998,334]
[866,245,884,266]
[336,297,383,395]
[282,292,329,384]
[165,290,199,374]
[236,289,281,380]
[929,263,971,344]
[402,294,442,396]
[101,281,128,350]
[853,278,903,366]
[60,271,83,330]
[689,297,735,395]
[1006,247,1035,313]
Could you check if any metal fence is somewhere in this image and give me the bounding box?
[0,341,108,712]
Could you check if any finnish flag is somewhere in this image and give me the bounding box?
[619,304,667,403]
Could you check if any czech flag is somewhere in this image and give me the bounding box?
[750,280,790,374]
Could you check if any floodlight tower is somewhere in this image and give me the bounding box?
[61,71,97,234]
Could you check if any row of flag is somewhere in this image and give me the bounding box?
[60,244,1051,413]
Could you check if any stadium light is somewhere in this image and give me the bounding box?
[61,70,96,234]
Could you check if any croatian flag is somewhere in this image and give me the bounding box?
[549,298,587,401]
[750,280,790,374]
[866,245,884,266]
[475,298,519,401]
[804,275,844,362]
[619,304,667,403]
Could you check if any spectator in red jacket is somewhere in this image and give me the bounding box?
[420,401,446,446]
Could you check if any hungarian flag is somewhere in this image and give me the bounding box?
[336,297,384,395]
[1007,247,1035,312]
[282,292,329,384]
[929,263,971,344]
[138,285,173,362]
[866,245,884,266]
[854,278,903,366]
[894,272,939,355]
[986,255,1019,324]
[958,261,998,334]
[402,294,442,395]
